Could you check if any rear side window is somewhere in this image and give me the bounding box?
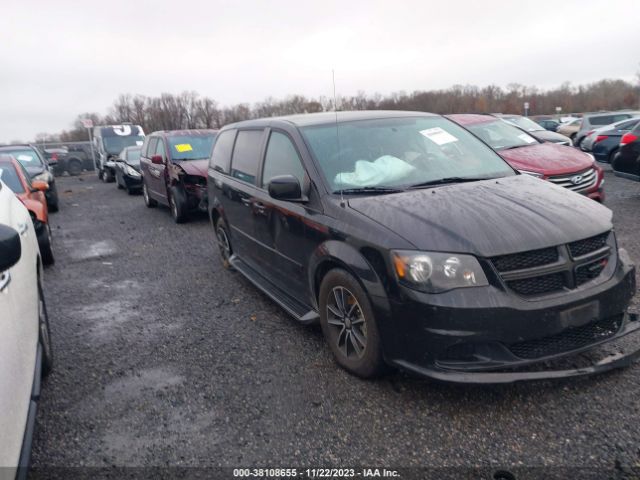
[590,116,615,126]
[231,130,263,184]
[261,132,305,188]
[616,119,639,131]
[612,114,631,123]
[209,129,236,173]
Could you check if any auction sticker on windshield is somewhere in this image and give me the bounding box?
[175,144,193,153]
[17,154,34,162]
[420,127,458,145]
[518,133,537,144]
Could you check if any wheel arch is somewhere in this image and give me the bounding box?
[309,241,390,308]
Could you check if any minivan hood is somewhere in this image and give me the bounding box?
[498,142,593,176]
[174,159,208,177]
[348,175,611,257]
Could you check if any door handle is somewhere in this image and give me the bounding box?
[240,197,252,207]
[254,202,266,214]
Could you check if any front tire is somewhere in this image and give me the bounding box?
[319,269,386,378]
[38,279,53,377]
[103,168,115,183]
[37,223,55,266]
[169,185,188,223]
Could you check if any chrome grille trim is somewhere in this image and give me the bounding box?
[547,167,597,192]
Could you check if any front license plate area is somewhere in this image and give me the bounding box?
[559,301,600,329]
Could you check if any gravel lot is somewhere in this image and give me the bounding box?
[30,168,640,476]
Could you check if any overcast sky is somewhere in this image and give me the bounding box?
[1,0,639,143]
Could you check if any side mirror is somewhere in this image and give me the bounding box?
[151,155,164,165]
[0,224,21,272]
[31,180,49,192]
[268,175,302,200]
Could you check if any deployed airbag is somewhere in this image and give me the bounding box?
[334,155,416,187]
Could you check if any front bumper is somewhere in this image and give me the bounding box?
[122,174,142,189]
[379,249,638,383]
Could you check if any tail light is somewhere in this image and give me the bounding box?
[51,153,58,161]
[621,133,638,146]
[594,135,608,144]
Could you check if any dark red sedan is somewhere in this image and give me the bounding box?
[448,114,605,202]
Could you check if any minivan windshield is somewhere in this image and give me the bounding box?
[301,116,515,192]
[168,135,216,161]
[503,116,545,132]
[465,120,539,151]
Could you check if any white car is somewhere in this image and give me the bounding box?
[0,180,53,476]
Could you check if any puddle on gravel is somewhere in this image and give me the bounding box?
[74,300,138,340]
[65,239,118,262]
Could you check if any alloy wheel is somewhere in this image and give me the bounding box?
[216,225,231,262]
[326,286,367,359]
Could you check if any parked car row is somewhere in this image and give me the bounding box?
[0,149,56,475]
[98,111,637,385]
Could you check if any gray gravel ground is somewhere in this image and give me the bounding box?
[29,168,640,476]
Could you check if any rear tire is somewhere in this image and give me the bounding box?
[169,185,188,223]
[143,182,157,208]
[37,223,55,266]
[319,269,386,378]
[67,158,82,176]
[38,279,53,377]
[608,148,618,164]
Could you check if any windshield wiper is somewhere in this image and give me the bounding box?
[498,145,528,151]
[335,186,404,194]
[407,176,495,189]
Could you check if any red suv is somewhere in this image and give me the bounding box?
[139,130,217,223]
[448,114,604,202]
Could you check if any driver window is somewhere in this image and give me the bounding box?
[261,132,305,188]
[155,138,166,160]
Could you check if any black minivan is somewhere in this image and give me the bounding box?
[208,111,639,383]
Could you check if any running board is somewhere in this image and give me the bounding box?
[230,255,319,325]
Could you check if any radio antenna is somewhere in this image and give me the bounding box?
[333,69,345,207]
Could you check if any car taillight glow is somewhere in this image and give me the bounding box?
[595,135,608,143]
[621,133,638,146]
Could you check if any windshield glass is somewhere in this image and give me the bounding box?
[168,135,216,160]
[466,120,539,151]
[0,163,25,193]
[503,116,544,132]
[123,147,141,165]
[103,136,144,155]
[2,148,45,169]
[301,116,514,192]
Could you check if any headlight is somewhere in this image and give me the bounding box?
[125,165,141,177]
[391,250,489,293]
[518,170,544,178]
[33,171,51,182]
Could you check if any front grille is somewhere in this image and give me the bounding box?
[492,247,558,272]
[509,315,623,359]
[506,273,565,296]
[547,167,597,193]
[490,231,613,297]
[569,232,609,258]
[576,259,607,286]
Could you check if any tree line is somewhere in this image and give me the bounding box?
[38,78,640,143]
